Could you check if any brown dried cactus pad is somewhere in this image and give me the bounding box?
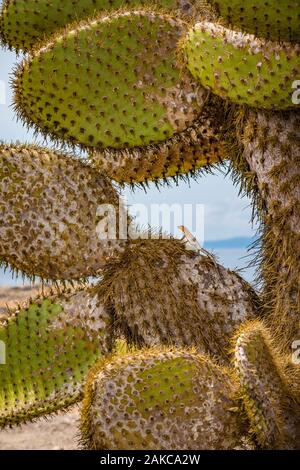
[0,144,128,281]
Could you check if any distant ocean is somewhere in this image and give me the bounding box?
[0,243,257,287]
[215,248,256,283]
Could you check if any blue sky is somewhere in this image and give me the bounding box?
[0,5,258,284]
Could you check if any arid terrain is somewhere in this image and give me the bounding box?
[0,285,80,450]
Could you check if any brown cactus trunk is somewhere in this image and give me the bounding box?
[236,109,300,351]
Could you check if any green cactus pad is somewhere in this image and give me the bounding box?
[89,95,227,184]
[99,238,259,363]
[0,144,127,281]
[13,11,206,151]
[0,0,205,52]
[81,349,252,449]
[0,287,114,427]
[207,1,300,43]
[234,321,300,449]
[182,21,300,110]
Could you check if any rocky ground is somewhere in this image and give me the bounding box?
[0,285,80,450]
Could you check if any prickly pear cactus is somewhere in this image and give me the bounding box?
[0,0,205,51]
[182,21,300,109]
[80,349,252,450]
[81,323,300,449]
[14,12,205,150]
[99,238,259,363]
[0,144,127,280]
[0,0,299,452]
[234,321,300,449]
[89,93,227,184]
[206,0,300,43]
[81,321,300,450]
[11,8,227,183]
[0,287,115,427]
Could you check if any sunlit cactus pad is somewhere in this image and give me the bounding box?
[81,349,253,449]
[207,0,300,43]
[0,144,127,281]
[0,0,203,51]
[89,96,227,184]
[0,288,114,427]
[182,21,300,109]
[14,11,206,151]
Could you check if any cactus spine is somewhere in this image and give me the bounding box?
[81,321,300,450]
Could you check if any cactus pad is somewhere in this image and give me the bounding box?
[0,0,204,52]
[0,288,114,427]
[207,1,300,43]
[99,238,259,363]
[81,349,252,449]
[234,321,300,449]
[14,11,206,152]
[0,144,127,281]
[89,95,227,184]
[182,21,300,110]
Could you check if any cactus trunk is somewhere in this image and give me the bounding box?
[236,109,300,351]
[234,320,300,449]
[98,237,259,364]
